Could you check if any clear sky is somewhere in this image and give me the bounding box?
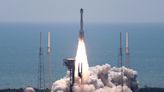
[0,0,164,23]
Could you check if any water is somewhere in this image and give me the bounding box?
[0,23,163,88]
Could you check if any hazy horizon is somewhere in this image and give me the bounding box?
[0,0,164,23]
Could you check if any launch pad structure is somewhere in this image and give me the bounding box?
[63,58,75,92]
[117,32,131,92]
[118,32,124,92]
[38,32,46,89]
[38,32,53,90]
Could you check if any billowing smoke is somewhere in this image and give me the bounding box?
[51,64,139,92]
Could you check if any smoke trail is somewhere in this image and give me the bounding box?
[51,64,139,92]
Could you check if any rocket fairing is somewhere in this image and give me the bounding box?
[79,8,84,40]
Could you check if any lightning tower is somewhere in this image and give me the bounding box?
[118,32,123,67]
[38,32,46,90]
[118,32,124,92]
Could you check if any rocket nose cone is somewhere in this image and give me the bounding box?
[80,8,83,13]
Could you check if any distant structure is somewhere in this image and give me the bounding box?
[118,32,124,92]
[48,32,51,54]
[125,32,130,67]
[38,32,45,89]
[47,32,52,88]
[63,58,75,92]
[118,32,123,67]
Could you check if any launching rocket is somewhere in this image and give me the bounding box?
[75,8,89,83]
[79,8,84,40]
[78,8,84,84]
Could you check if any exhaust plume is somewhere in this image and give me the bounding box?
[51,64,139,92]
[74,38,89,82]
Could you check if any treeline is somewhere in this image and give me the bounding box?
[0,88,50,92]
[140,87,164,92]
[0,88,164,92]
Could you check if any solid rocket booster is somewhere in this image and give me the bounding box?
[79,8,84,40]
[78,62,83,84]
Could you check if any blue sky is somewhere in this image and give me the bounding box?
[0,0,164,23]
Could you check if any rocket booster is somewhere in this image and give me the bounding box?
[78,62,83,84]
[78,63,82,78]
[79,8,84,39]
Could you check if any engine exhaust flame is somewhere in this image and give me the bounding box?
[75,38,89,82]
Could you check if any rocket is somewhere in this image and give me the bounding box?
[79,8,84,40]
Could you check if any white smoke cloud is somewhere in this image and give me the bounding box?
[51,64,139,92]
